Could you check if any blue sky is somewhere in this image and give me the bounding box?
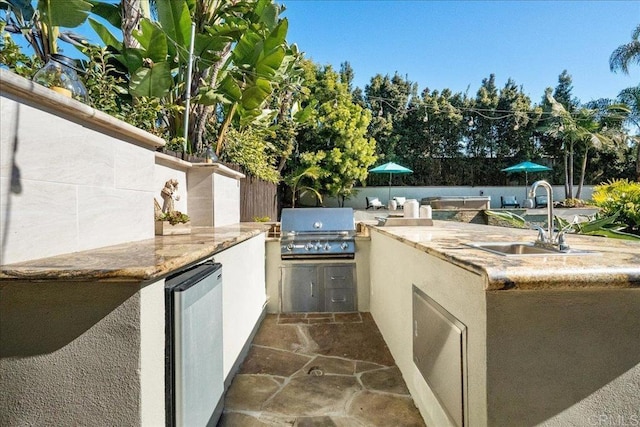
[281,0,640,104]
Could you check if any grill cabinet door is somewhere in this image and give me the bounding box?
[281,265,320,312]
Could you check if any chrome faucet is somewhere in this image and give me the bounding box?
[528,180,570,251]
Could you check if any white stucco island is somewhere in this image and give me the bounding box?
[367,220,640,426]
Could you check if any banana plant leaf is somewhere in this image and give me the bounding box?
[88,17,122,51]
[2,0,35,22]
[87,0,121,28]
[39,0,92,28]
[130,62,172,97]
[132,20,168,62]
[156,0,191,62]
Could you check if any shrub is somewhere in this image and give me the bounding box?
[0,25,42,78]
[591,179,640,232]
[557,198,588,208]
[155,210,190,225]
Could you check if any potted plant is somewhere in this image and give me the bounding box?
[155,210,191,236]
[154,179,190,235]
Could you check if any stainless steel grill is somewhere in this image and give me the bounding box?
[280,207,356,259]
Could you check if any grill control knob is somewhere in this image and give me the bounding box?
[305,242,314,251]
[324,243,331,251]
[340,242,349,250]
[286,243,293,251]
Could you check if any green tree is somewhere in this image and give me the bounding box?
[291,61,377,206]
[396,88,466,185]
[609,24,640,75]
[364,73,416,162]
[539,71,581,193]
[609,24,640,181]
[494,79,538,160]
[552,69,579,111]
[617,86,640,181]
[543,92,628,199]
[467,74,499,158]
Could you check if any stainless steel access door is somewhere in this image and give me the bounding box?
[281,264,320,312]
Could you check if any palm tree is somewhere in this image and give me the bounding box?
[609,24,640,75]
[617,86,640,180]
[543,92,628,199]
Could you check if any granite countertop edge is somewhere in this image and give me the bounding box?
[0,224,271,283]
[370,221,640,290]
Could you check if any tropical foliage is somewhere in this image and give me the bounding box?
[485,209,640,241]
[591,178,640,234]
[88,0,297,155]
[541,90,629,199]
[609,24,640,76]
[0,0,91,60]
[0,4,638,209]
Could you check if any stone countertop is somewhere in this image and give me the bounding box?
[0,224,270,283]
[371,221,640,291]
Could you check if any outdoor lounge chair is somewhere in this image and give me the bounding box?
[500,196,520,208]
[535,195,548,208]
[366,197,384,210]
[393,197,406,208]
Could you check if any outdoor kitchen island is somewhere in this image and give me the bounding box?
[367,220,640,427]
[0,224,270,427]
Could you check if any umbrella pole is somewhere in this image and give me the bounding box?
[388,173,392,202]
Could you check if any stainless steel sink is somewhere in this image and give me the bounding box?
[466,242,597,257]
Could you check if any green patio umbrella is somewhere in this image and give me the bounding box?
[369,161,413,202]
[501,161,552,197]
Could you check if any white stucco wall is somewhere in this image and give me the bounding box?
[369,228,640,426]
[214,234,266,380]
[213,172,241,226]
[485,289,640,425]
[369,230,488,426]
[0,281,145,426]
[187,167,242,227]
[0,74,161,264]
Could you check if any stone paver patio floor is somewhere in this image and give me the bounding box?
[219,312,426,427]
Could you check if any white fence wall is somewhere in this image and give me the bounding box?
[320,185,595,210]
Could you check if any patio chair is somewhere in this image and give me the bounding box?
[535,195,548,208]
[393,197,406,208]
[366,197,384,210]
[500,196,520,208]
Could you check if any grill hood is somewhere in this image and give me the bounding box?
[280,208,355,234]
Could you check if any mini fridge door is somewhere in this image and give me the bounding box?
[165,261,223,427]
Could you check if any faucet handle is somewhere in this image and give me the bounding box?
[557,232,570,252]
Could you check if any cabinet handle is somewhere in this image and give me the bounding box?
[310,281,314,297]
[330,276,346,280]
[331,297,347,303]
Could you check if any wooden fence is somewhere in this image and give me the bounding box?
[226,164,278,222]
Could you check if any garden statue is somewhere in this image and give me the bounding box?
[161,179,181,213]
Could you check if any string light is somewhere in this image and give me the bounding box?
[148,33,631,124]
[366,96,629,123]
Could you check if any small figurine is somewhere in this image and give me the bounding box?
[161,179,181,213]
